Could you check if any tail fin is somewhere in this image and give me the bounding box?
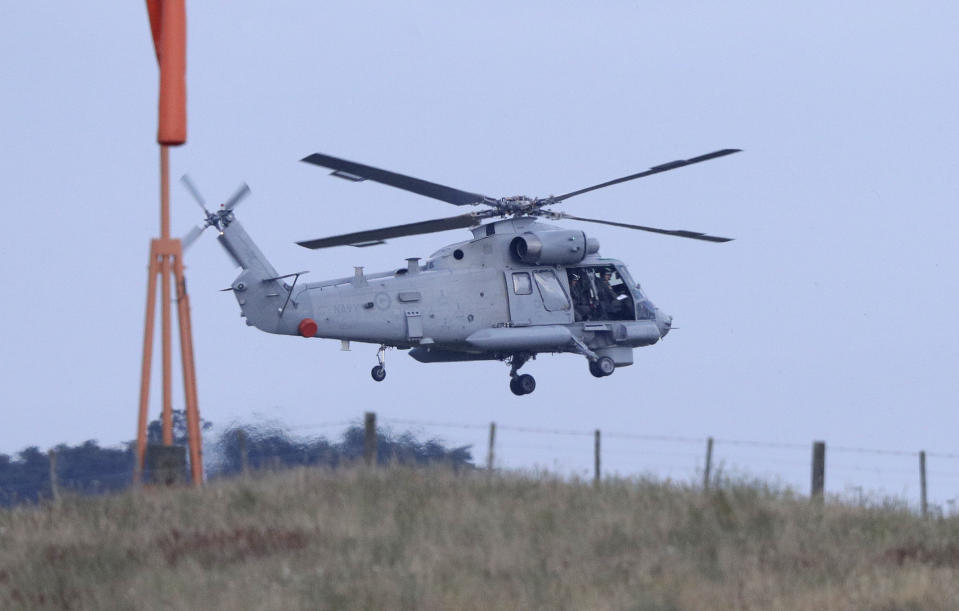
[217,215,309,335]
[217,216,280,279]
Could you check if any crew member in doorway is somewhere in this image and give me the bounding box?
[569,271,593,322]
[595,269,623,319]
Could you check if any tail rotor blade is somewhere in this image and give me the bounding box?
[223,183,251,211]
[180,174,210,213]
[182,225,206,250]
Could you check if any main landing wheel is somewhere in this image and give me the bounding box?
[371,365,386,382]
[510,373,536,396]
[589,356,616,378]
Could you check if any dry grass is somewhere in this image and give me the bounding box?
[2,466,959,610]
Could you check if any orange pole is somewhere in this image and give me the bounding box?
[174,252,204,485]
[181,311,204,484]
[135,247,161,482]
[160,147,174,446]
[160,146,170,240]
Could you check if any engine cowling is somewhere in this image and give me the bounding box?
[509,230,600,265]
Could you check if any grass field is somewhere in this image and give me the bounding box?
[1,466,958,610]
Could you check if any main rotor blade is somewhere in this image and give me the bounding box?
[302,153,492,206]
[223,183,251,211]
[180,174,209,213]
[560,213,733,243]
[552,149,741,202]
[296,213,483,249]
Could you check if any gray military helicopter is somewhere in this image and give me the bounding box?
[182,148,739,395]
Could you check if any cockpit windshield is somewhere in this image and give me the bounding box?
[635,296,656,321]
[612,265,656,321]
[622,272,656,321]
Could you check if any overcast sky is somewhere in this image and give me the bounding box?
[1,1,957,504]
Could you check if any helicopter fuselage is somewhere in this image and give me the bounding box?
[219,214,671,382]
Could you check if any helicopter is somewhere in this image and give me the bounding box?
[181,148,739,395]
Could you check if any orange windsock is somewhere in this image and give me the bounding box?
[148,0,187,145]
[145,0,162,61]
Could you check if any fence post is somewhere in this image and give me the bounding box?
[364,412,377,467]
[487,422,496,471]
[48,449,60,503]
[238,429,248,474]
[703,437,714,490]
[594,429,601,485]
[811,441,826,500]
[919,451,928,517]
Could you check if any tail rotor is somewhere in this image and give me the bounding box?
[179,175,250,250]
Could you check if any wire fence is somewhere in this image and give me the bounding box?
[375,415,959,513]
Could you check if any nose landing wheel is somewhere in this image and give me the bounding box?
[371,345,387,382]
[588,356,616,378]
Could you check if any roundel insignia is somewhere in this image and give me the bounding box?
[374,292,391,310]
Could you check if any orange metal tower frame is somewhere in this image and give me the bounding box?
[135,0,204,486]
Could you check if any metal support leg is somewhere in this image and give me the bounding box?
[370,345,388,382]
[570,336,598,361]
[507,353,531,379]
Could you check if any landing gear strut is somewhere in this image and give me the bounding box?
[507,353,536,396]
[371,345,387,382]
[569,335,612,379]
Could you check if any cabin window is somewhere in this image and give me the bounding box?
[533,270,570,312]
[512,272,532,295]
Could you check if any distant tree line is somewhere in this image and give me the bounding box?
[0,411,472,506]
[215,424,472,475]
